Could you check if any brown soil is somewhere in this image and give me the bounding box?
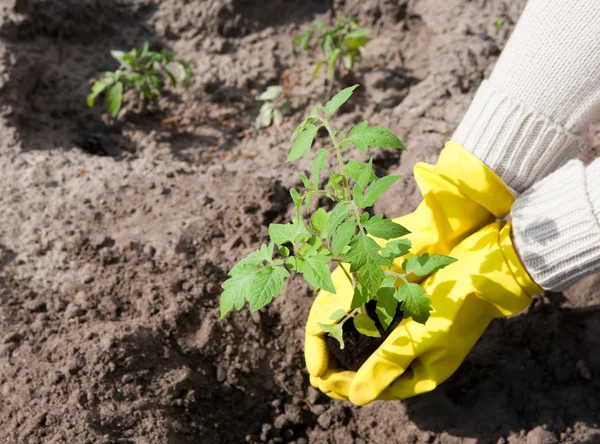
[0,0,599,443]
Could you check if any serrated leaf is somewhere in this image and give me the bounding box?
[396,282,432,324]
[220,264,258,317]
[344,234,389,294]
[310,208,328,235]
[347,121,405,152]
[357,175,402,209]
[287,124,318,162]
[364,215,410,240]
[248,265,290,311]
[402,253,458,276]
[230,243,273,275]
[259,85,283,101]
[330,309,347,321]
[106,82,123,118]
[268,223,310,245]
[356,158,374,189]
[375,286,398,329]
[381,239,412,262]
[323,85,359,116]
[311,148,327,187]
[290,188,301,204]
[291,108,319,142]
[298,254,335,293]
[331,219,355,256]
[353,313,380,337]
[324,203,350,240]
[346,161,378,182]
[319,323,345,349]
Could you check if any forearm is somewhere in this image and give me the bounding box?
[511,158,600,291]
[452,0,600,192]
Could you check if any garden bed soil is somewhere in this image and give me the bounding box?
[327,301,403,371]
[0,0,599,443]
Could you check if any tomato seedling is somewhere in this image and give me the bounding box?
[220,86,456,348]
[87,42,193,118]
[295,16,371,83]
[255,86,291,129]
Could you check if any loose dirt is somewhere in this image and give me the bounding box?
[0,0,598,443]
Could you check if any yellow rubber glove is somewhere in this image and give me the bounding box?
[349,221,542,405]
[305,142,515,400]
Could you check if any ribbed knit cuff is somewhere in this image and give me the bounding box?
[452,80,587,193]
[511,160,600,291]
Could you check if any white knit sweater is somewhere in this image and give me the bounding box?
[452,0,600,291]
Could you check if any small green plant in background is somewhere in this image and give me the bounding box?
[87,42,193,118]
[295,16,371,83]
[221,86,457,348]
[494,17,504,29]
[255,86,291,129]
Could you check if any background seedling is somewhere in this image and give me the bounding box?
[295,16,371,84]
[255,85,291,129]
[221,85,456,348]
[87,42,193,118]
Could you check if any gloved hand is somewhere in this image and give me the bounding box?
[348,221,541,404]
[305,141,517,401]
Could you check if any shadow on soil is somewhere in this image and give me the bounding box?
[405,300,600,442]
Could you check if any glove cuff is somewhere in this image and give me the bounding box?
[433,142,515,218]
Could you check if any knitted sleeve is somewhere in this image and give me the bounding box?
[452,0,600,192]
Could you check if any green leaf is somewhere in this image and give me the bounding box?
[220,264,258,317]
[311,149,327,187]
[330,309,347,321]
[278,246,290,257]
[110,50,125,63]
[259,85,283,101]
[323,84,359,116]
[256,102,274,129]
[402,253,458,276]
[331,219,355,256]
[319,323,345,349]
[310,208,328,235]
[346,161,378,182]
[375,286,398,329]
[364,215,410,240]
[230,243,273,275]
[248,265,290,311]
[396,282,432,324]
[353,313,380,338]
[291,108,319,142]
[356,158,374,189]
[268,222,310,245]
[350,283,369,309]
[273,107,284,126]
[298,255,335,293]
[290,188,301,205]
[312,60,327,82]
[327,48,340,80]
[287,124,318,162]
[381,239,412,262]
[344,234,389,294]
[347,121,405,152]
[356,175,402,209]
[106,82,123,118]
[324,203,350,240]
[298,172,313,189]
[87,80,109,108]
[176,59,193,88]
[163,67,177,87]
